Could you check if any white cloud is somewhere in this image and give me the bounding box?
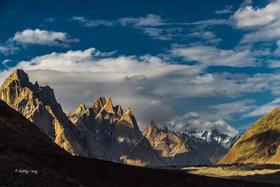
[171,45,256,67]
[202,100,255,121]
[119,14,165,27]
[245,98,280,117]
[233,0,280,28]
[0,45,18,55]
[142,27,183,41]
[187,31,222,45]
[268,60,280,68]
[242,20,280,43]
[12,29,79,46]
[2,59,12,69]
[70,16,115,27]
[184,19,231,29]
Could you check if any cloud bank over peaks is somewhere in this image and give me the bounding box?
[169,112,239,137]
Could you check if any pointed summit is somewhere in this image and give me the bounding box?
[118,106,137,128]
[8,69,29,83]
[76,103,87,115]
[102,97,115,114]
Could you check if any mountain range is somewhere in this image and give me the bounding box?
[0,98,270,186]
[0,69,240,166]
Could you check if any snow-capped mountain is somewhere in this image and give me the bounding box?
[181,128,239,149]
[167,115,240,163]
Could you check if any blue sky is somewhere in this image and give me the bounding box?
[0,0,280,135]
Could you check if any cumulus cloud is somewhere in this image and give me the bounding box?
[12,29,79,46]
[233,0,280,28]
[171,45,256,67]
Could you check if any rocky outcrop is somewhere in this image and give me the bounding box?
[219,107,280,165]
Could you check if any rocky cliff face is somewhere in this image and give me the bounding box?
[219,107,280,165]
[68,97,162,166]
[144,121,211,166]
[0,69,107,159]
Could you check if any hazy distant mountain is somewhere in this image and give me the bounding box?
[168,116,239,163]
[144,121,211,166]
[219,107,280,165]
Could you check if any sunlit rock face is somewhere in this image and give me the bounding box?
[220,107,280,165]
[144,121,211,166]
[69,96,162,167]
[0,69,107,159]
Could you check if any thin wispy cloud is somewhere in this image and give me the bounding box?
[171,45,256,67]
[215,5,234,15]
[70,16,115,27]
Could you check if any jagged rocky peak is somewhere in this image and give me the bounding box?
[0,69,88,157]
[91,96,113,112]
[1,69,34,104]
[114,104,123,117]
[118,106,138,128]
[145,120,160,136]
[76,103,87,115]
[4,69,30,85]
